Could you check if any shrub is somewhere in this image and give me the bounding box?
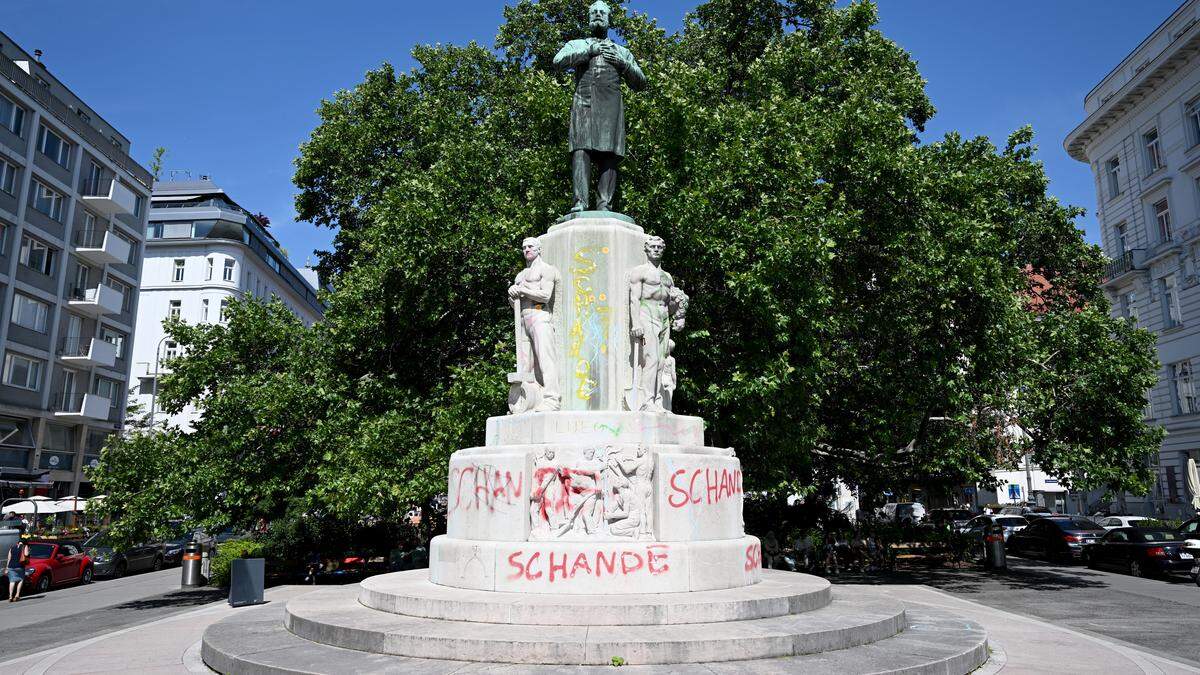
[209,539,266,588]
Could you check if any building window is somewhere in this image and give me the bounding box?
[1144,128,1163,173]
[0,95,24,136]
[200,298,209,322]
[219,297,229,322]
[168,299,181,320]
[148,222,163,239]
[36,124,71,169]
[1106,156,1121,198]
[223,258,235,282]
[0,159,16,195]
[2,352,43,391]
[10,293,49,333]
[93,376,121,408]
[114,229,136,265]
[100,326,125,359]
[206,256,214,281]
[1173,360,1196,415]
[133,195,145,218]
[1115,222,1128,255]
[1190,98,1200,147]
[1162,273,1183,328]
[18,235,56,275]
[84,160,103,195]
[164,341,179,359]
[1154,198,1172,242]
[31,180,64,221]
[1124,291,1138,325]
[173,258,185,282]
[104,276,132,311]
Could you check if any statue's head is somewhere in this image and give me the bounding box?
[588,1,611,33]
[644,236,666,262]
[522,237,542,262]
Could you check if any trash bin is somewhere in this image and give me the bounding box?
[983,524,1007,571]
[181,542,205,588]
[229,558,265,607]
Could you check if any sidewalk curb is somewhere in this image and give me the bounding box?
[899,585,1200,674]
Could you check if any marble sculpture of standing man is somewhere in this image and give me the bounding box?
[628,236,687,413]
[553,0,646,213]
[509,237,561,411]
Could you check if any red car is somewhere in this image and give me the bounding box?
[17,541,94,593]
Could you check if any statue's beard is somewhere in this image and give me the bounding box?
[590,20,608,33]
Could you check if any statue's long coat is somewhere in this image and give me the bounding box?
[553,37,646,158]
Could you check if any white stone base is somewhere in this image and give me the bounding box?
[485,411,706,447]
[429,535,761,594]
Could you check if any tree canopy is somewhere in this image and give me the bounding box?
[94,0,1162,542]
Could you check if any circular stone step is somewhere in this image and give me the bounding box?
[284,584,906,665]
[204,600,987,674]
[360,568,831,625]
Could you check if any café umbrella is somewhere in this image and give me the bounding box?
[5,499,74,515]
[1188,458,1200,510]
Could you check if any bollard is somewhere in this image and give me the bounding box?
[181,542,205,588]
[983,524,1007,571]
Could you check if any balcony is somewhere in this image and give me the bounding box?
[80,178,137,217]
[1102,249,1147,288]
[51,392,110,421]
[73,227,132,266]
[67,284,123,317]
[58,336,117,368]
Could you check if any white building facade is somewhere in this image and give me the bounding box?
[130,179,323,430]
[1065,0,1200,519]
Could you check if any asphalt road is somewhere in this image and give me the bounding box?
[0,567,225,661]
[834,553,1200,667]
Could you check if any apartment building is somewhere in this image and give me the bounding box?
[0,33,152,498]
[129,178,323,431]
[1065,0,1200,518]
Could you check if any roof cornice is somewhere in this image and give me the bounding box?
[1065,20,1200,163]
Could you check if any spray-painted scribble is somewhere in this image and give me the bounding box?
[568,246,611,403]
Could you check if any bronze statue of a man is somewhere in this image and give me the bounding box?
[553,0,646,213]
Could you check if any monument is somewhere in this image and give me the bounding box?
[201,4,989,670]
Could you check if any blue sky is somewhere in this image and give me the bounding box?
[4,1,1181,266]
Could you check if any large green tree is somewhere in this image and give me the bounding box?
[95,0,1162,541]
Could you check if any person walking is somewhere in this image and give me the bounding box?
[6,539,29,602]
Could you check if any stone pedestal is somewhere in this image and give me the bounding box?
[434,214,757,595]
[539,215,648,411]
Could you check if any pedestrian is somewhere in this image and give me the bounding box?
[6,539,29,602]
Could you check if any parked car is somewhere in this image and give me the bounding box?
[928,508,974,530]
[963,515,1028,540]
[1083,527,1195,578]
[1096,515,1150,530]
[1006,516,1105,561]
[15,541,93,593]
[999,505,1053,517]
[878,502,926,525]
[1178,517,1200,585]
[81,531,164,578]
[161,534,194,566]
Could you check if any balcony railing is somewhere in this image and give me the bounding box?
[0,56,152,189]
[59,336,90,358]
[73,226,133,266]
[51,392,109,419]
[66,284,124,317]
[79,177,137,216]
[73,226,106,249]
[1102,249,1146,285]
